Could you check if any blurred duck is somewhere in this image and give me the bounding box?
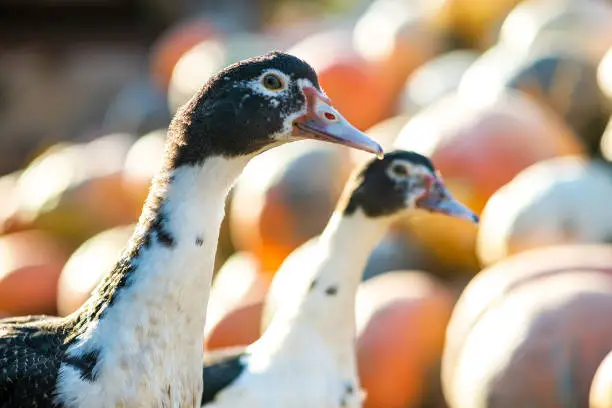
[199,150,478,408]
[0,52,382,407]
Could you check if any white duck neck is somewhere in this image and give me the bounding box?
[261,209,392,371]
[62,154,249,405]
[295,210,390,343]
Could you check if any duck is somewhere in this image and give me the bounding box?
[0,51,383,408]
[199,150,478,408]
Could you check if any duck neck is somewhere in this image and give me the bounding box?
[264,210,391,370]
[63,152,249,402]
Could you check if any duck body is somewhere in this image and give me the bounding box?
[0,52,382,408]
[205,329,358,408]
[200,151,478,408]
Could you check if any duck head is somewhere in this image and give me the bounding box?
[166,51,383,167]
[342,150,479,222]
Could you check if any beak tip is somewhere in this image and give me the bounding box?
[375,145,384,159]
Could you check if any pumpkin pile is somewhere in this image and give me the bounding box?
[3,0,612,407]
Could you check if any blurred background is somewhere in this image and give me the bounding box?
[2,0,612,407]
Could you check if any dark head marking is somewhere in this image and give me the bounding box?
[325,285,338,296]
[165,51,322,168]
[195,236,204,246]
[341,150,437,218]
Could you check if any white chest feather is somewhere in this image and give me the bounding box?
[205,327,364,408]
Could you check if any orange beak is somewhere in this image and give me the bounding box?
[292,87,384,158]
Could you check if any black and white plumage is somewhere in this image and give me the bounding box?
[0,52,382,408]
[199,150,478,408]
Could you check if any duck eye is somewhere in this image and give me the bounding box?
[390,163,409,178]
[262,73,283,91]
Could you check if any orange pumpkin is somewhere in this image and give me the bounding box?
[229,140,353,274]
[57,224,135,316]
[122,129,167,214]
[443,244,612,408]
[205,302,264,351]
[424,0,524,49]
[390,213,481,282]
[353,0,444,101]
[9,134,139,247]
[288,29,394,131]
[149,15,222,90]
[590,350,612,408]
[0,230,69,316]
[204,252,269,351]
[394,90,583,215]
[356,271,455,408]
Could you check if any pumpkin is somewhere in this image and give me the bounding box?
[149,14,223,90]
[8,133,139,247]
[288,29,395,131]
[590,350,612,408]
[398,49,479,114]
[353,0,444,101]
[601,117,612,161]
[457,43,527,105]
[499,0,612,64]
[229,140,353,274]
[349,114,412,167]
[477,156,612,266]
[57,224,135,316]
[0,230,69,316]
[356,271,455,408]
[443,244,612,408]
[0,171,22,234]
[501,52,611,156]
[122,129,167,210]
[423,0,524,49]
[600,47,612,104]
[204,252,268,351]
[394,90,583,215]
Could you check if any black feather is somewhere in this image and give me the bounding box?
[201,347,249,404]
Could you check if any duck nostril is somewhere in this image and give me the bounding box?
[324,112,336,121]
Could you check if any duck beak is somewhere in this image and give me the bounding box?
[417,176,479,223]
[292,87,384,157]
